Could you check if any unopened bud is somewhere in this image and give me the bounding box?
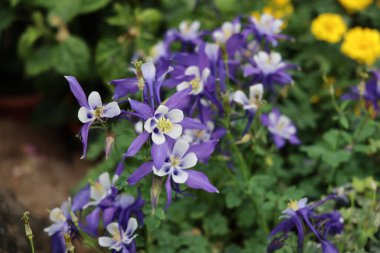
[21,211,33,238]
[105,132,115,159]
[151,176,163,213]
[133,61,145,90]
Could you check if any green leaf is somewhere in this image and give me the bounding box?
[18,26,42,58]
[203,213,228,236]
[52,36,90,77]
[322,150,351,168]
[25,46,54,76]
[96,38,129,80]
[339,116,349,129]
[80,0,110,14]
[225,189,242,208]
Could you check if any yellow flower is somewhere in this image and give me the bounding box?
[311,13,347,43]
[338,0,373,13]
[341,27,380,65]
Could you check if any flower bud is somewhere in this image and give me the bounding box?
[105,132,115,159]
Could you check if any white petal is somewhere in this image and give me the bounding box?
[166,109,184,123]
[99,172,111,190]
[98,236,115,248]
[173,140,190,158]
[185,66,200,78]
[78,107,94,123]
[268,112,278,125]
[126,217,138,235]
[176,81,189,91]
[180,153,197,169]
[165,124,182,139]
[172,169,188,183]
[249,83,264,101]
[298,198,308,209]
[44,223,65,236]
[88,92,102,109]
[106,222,120,236]
[153,164,171,177]
[190,21,200,33]
[152,131,166,145]
[205,43,220,62]
[233,90,249,106]
[144,118,154,133]
[134,121,144,134]
[49,208,66,223]
[155,105,169,116]
[141,62,156,83]
[270,52,282,64]
[213,31,225,43]
[102,102,121,118]
[202,68,211,81]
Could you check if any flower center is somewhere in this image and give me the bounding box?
[93,182,106,197]
[53,210,67,222]
[111,229,122,242]
[93,106,104,118]
[156,117,173,133]
[287,199,299,210]
[190,78,201,91]
[170,156,181,167]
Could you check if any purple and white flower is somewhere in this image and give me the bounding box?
[261,109,300,148]
[44,200,76,236]
[213,21,241,44]
[268,195,342,253]
[98,218,138,253]
[65,76,121,159]
[233,83,264,112]
[77,92,121,124]
[144,105,184,145]
[253,51,285,75]
[152,140,198,183]
[176,66,211,95]
[84,172,119,208]
[127,139,219,207]
[178,20,201,42]
[248,13,286,46]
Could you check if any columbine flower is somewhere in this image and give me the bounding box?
[234,83,264,112]
[84,172,119,208]
[343,70,380,116]
[178,20,201,42]
[65,76,121,159]
[341,27,380,65]
[261,109,300,148]
[268,195,342,253]
[181,121,215,144]
[248,13,286,46]
[44,201,75,236]
[176,66,210,95]
[125,89,205,169]
[254,51,284,75]
[213,21,241,44]
[144,105,184,144]
[311,13,347,44]
[110,60,173,103]
[127,139,219,207]
[244,51,295,89]
[98,218,138,253]
[147,41,169,62]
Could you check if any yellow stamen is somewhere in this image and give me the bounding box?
[190,78,201,91]
[94,106,104,118]
[170,156,181,167]
[287,199,299,210]
[157,117,173,133]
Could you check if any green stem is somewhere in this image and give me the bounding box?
[28,237,35,253]
[250,195,269,235]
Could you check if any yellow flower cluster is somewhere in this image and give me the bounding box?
[311,13,347,43]
[341,27,380,65]
[252,0,294,20]
[338,0,373,13]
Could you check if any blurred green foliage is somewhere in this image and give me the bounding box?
[2,0,380,252]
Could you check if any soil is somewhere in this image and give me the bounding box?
[0,118,93,253]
